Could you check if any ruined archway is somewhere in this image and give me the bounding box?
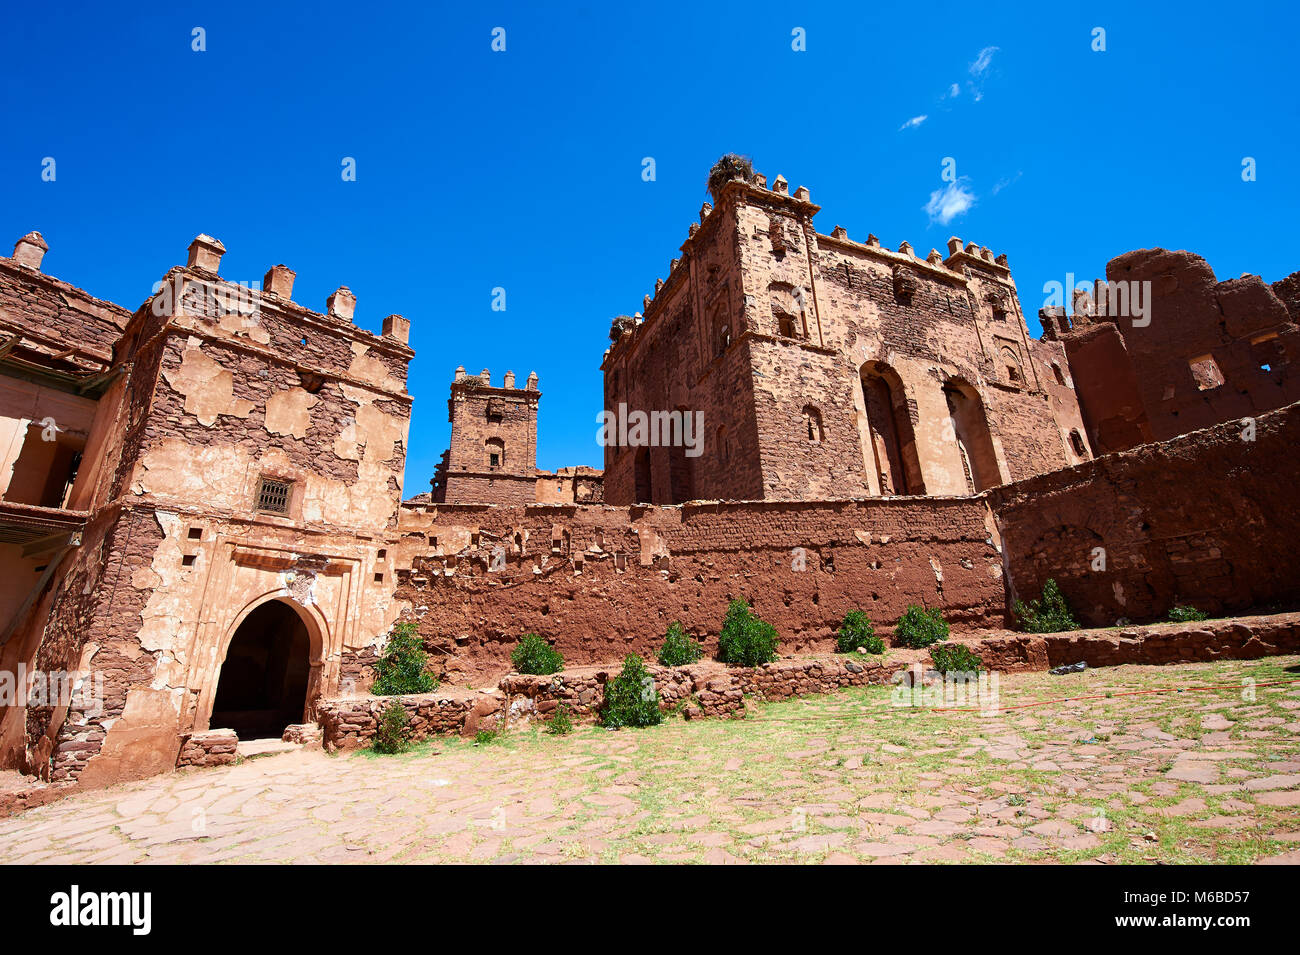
[210,599,313,740]
[943,378,1002,493]
[859,361,925,495]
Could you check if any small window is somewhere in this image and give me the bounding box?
[486,437,505,468]
[1189,355,1224,391]
[256,477,292,513]
[377,549,387,559]
[717,321,731,355]
[489,453,500,467]
[1050,362,1067,386]
[802,406,824,443]
[182,554,197,567]
[187,527,203,540]
[1069,430,1087,457]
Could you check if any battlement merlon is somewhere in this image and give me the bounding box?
[141,234,415,362]
[601,167,1017,368]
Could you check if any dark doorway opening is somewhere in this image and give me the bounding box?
[211,600,311,740]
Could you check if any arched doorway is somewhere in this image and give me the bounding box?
[943,379,1002,493]
[860,361,925,495]
[210,600,312,739]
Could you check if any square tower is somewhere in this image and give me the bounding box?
[433,367,540,504]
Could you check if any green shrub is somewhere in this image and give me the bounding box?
[1167,605,1208,623]
[930,643,983,675]
[835,610,884,654]
[657,622,704,666]
[1013,579,1080,633]
[600,655,663,728]
[547,703,574,736]
[893,605,950,648]
[474,728,500,745]
[372,701,411,754]
[511,633,564,675]
[717,600,780,666]
[371,622,436,696]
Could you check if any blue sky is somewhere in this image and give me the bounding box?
[2,1,1296,491]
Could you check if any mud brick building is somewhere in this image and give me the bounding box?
[1041,248,1300,455]
[2,160,1298,793]
[430,367,604,505]
[0,232,413,786]
[600,169,1093,504]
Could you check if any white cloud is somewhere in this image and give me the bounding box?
[898,114,928,131]
[943,83,960,99]
[970,46,999,76]
[924,180,977,225]
[991,171,1022,195]
[968,46,999,101]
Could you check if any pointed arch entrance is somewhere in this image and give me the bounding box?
[210,598,317,739]
[860,361,925,495]
[943,378,1002,493]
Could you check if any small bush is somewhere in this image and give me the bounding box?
[657,622,704,666]
[601,655,663,728]
[474,729,500,745]
[547,703,574,736]
[1013,579,1080,634]
[717,600,780,666]
[511,633,564,675]
[893,605,950,648]
[1167,605,1208,623]
[930,643,983,675]
[372,701,410,754]
[835,610,884,654]
[371,622,436,696]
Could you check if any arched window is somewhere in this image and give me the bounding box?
[485,437,505,468]
[716,320,731,355]
[1000,346,1023,385]
[802,405,824,443]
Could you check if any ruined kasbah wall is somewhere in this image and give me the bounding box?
[989,401,1300,627]
[386,496,1005,684]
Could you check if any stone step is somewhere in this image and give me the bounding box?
[236,738,301,760]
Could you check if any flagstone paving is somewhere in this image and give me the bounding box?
[2,656,1299,864]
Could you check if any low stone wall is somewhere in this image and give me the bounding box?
[316,694,477,751]
[975,612,1300,672]
[316,612,1300,751]
[175,729,238,769]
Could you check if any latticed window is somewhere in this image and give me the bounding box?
[256,477,292,513]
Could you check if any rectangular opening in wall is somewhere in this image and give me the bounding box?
[255,477,292,513]
[374,572,384,582]
[1188,354,1225,391]
[188,527,203,540]
[182,554,197,567]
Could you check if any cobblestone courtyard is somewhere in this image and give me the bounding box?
[4,656,1299,865]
